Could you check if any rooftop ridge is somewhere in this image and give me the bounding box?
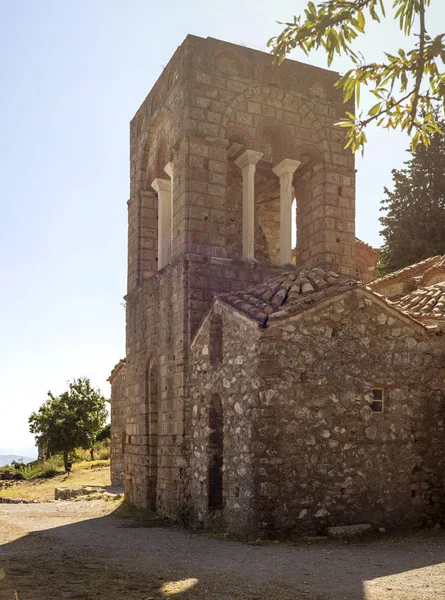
[218,267,357,326]
[369,255,441,288]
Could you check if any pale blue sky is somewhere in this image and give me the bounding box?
[1,1,444,454]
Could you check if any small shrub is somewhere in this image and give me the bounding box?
[96,441,110,461]
[70,440,110,462]
[23,456,64,479]
[38,468,59,479]
[11,460,26,470]
[1,456,64,480]
[70,447,90,462]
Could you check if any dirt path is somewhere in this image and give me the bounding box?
[0,501,444,600]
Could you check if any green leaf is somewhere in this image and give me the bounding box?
[369,102,382,116]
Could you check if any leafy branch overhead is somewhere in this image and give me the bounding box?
[268,0,445,152]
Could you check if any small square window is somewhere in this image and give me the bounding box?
[371,388,384,412]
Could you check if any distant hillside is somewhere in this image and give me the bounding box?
[0,455,34,467]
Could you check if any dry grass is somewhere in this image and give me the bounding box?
[0,460,111,502]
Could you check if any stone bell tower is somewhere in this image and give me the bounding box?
[116,35,356,516]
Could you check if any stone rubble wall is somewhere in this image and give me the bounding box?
[122,252,285,520]
[189,288,445,536]
[110,365,126,486]
[189,302,262,534]
[355,239,379,283]
[54,486,107,500]
[256,290,445,536]
[114,34,400,526]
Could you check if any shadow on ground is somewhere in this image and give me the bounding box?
[0,501,444,600]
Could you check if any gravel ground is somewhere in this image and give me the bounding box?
[0,500,444,600]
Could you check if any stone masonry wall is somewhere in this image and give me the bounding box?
[189,289,445,537]
[109,363,126,486]
[257,290,445,536]
[188,302,261,534]
[124,253,287,518]
[130,35,357,276]
[123,258,187,515]
[121,34,362,519]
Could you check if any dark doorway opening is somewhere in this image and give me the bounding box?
[208,393,223,511]
[145,357,159,510]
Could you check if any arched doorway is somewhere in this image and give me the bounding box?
[145,357,159,510]
[208,394,223,511]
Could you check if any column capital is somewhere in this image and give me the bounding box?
[272,158,301,178]
[151,177,171,194]
[164,161,174,178]
[235,149,263,170]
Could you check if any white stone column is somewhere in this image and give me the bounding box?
[235,150,263,260]
[151,176,172,270]
[164,161,174,254]
[272,158,301,266]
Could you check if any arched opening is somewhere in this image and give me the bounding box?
[225,158,244,259]
[208,394,223,511]
[154,138,169,179]
[255,174,280,264]
[225,129,254,260]
[145,357,159,510]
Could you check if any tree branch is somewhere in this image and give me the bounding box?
[410,0,426,130]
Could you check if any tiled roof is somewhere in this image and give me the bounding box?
[432,256,445,268]
[420,256,445,285]
[218,268,357,326]
[369,256,440,290]
[394,282,445,319]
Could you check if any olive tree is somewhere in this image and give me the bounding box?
[29,378,108,471]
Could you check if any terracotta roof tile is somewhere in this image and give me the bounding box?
[369,256,441,290]
[394,282,445,319]
[420,256,445,286]
[218,268,357,326]
[434,256,445,268]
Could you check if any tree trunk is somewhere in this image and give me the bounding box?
[63,451,69,472]
[90,448,94,461]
